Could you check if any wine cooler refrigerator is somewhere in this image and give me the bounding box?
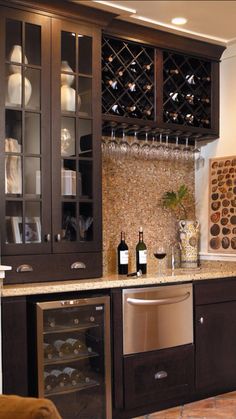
[35,296,111,419]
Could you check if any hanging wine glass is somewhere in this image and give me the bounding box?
[119,123,130,157]
[130,125,141,157]
[107,122,118,156]
[182,136,191,161]
[149,129,159,160]
[156,130,165,159]
[141,126,151,160]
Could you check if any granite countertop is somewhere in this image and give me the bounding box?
[2,267,236,297]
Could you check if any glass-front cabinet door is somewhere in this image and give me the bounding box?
[52,19,101,253]
[0,7,51,255]
[36,296,111,419]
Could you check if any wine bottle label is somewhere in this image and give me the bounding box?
[120,250,128,264]
[139,250,147,264]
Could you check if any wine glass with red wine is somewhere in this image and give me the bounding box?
[154,246,167,276]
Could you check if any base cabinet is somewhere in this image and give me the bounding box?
[123,345,194,410]
[194,279,236,395]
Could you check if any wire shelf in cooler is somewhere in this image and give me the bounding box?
[43,323,100,335]
[44,351,99,366]
[45,379,100,397]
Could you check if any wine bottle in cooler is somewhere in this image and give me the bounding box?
[44,342,56,360]
[63,367,89,386]
[44,371,57,392]
[117,231,129,275]
[136,227,147,274]
[54,339,73,357]
[66,338,87,355]
[50,369,70,388]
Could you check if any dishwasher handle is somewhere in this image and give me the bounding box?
[126,291,190,306]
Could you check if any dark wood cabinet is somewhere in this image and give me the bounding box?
[194,278,236,395]
[0,3,103,284]
[123,345,194,410]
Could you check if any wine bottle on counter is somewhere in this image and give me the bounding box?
[136,227,147,274]
[117,231,129,275]
[54,339,73,357]
[50,369,70,388]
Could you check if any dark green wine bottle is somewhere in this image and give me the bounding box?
[117,231,129,275]
[136,227,147,274]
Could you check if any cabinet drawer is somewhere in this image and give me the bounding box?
[2,252,102,284]
[194,277,236,305]
[123,345,194,409]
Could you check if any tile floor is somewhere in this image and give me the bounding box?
[133,390,236,418]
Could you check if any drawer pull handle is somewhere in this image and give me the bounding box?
[199,316,204,324]
[127,292,190,306]
[71,262,86,270]
[16,264,33,273]
[155,370,168,380]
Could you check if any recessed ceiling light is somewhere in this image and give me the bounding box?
[171,17,188,25]
[93,1,136,14]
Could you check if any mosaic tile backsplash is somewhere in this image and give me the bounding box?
[102,148,195,275]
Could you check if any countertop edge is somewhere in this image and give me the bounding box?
[2,269,236,297]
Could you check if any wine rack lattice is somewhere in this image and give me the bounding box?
[102,36,155,120]
[163,51,212,129]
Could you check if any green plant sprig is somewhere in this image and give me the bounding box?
[161,184,193,220]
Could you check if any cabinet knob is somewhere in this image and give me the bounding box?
[16,264,33,273]
[45,234,51,242]
[55,234,61,242]
[154,370,168,380]
[199,316,204,324]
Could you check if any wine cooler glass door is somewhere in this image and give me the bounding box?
[36,296,111,419]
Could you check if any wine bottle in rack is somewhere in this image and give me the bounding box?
[54,339,73,357]
[63,367,88,386]
[44,343,56,360]
[117,231,129,275]
[136,227,147,274]
[130,60,138,73]
[111,104,123,116]
[115,67,124,77]
[50,369,70,388]
[44,371,57,392]
[126,105,141,119]
[105,54,114,63]
[164,110,180,123]
[142,107,152,117]
[169,92,181,102]
[126,81,136,92]
[166,68,179,76]
[199,96,210,105]
[184,113,195,125]
[143,63,152,71]
[105,78,118,90]
[142,83,152,92]
[199,117,210,127]
[45,316,56,328]
[201,75,211,82]
[185,74,199,85]
[185,93,198,106]
[66,338,87,355]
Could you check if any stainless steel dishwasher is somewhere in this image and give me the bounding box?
[123,283,193,355]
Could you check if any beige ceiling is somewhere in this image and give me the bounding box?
[75,1,236,45]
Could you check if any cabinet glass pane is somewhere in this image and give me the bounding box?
[79,203,93,241]
[25,23,41,66]
[61,160,76,197]
[25,113,41,154]
[6,19,22,62]
[25,68,40,109]
[25,157,41,195]
[79,161,92,199]
[61,117,76,157]
[78,76,92,116]
[6,64,22,107]
[62,202,77,241]
[78,119,92,157]
[5,155,22,195]
[5,110,22,151]
[79,36,92,75]
[61,31,76,72]
[5,201,23,244]
[25,202,41,243]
